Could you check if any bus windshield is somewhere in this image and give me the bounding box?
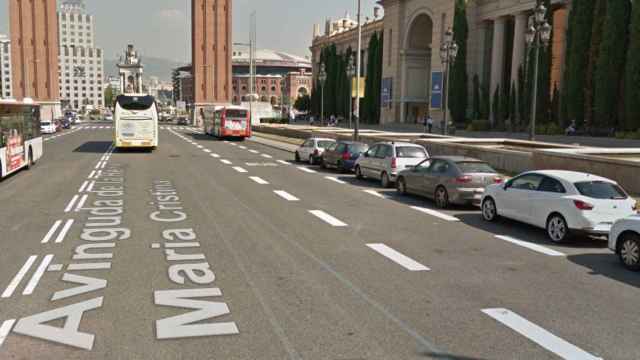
[226,109,248,119]
[117,95,155,110]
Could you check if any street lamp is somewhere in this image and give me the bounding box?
[346,54,356,130]
[280,77,286,120]
[439,27,458,136]
[354,0,363,140]
[318,63,327,126]
[525,2,552,141]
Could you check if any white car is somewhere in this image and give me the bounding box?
[295,137,336,165]
[355,142,429,188]
[40,121,57,134]
[481,170,637,243]
[609,215,640,271]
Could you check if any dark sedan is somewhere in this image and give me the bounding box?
[321,141,369,172]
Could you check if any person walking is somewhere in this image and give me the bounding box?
[426,115,434,134]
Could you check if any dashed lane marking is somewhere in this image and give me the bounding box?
[308,210,348,227]
[325,176,347,185]
[297,166,317,174]
[249,150,259,154]
[22,255,54,295]
[203,149,211,153]
[249,177,269,185]
[64,195,79,213]
[41,220,62,244]
[274,190,300,202]
[261,154,273,159]
[1,256,38,298]
[54,219,74,244]
[0,319,16,348]
[363,189,389,199]
[410,206,459,222]
[232,167,248,173]
[221,159,232,165]
[277,160,290,165]
[366,244,430,271]
[210,153,220,158]
[494,235,566,257]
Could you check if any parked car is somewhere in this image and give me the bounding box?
[355,142,429,188]
[609,215,640,270]
[295,137,336,165]
[40,121,57,134]
[61,118,72,129]
[396,156,503,208]
[104,113,113,122]
[177,117,188,125]
[321,141,369,172]
[482,170,637,243]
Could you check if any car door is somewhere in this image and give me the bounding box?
[299,139,312,159]
[405,159,432,195]
[324,143,338,166]
[376,145,393,177]
[501,173,544,223]
[529,176,566,228]
[359,145,378,176]
[331,143,346,167]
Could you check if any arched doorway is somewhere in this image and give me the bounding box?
[401,12,433,124]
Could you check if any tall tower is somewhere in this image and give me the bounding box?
[117,45,144,94]
[9,0,61,120]
[191,0,232,126]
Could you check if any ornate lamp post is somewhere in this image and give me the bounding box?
[318,63,327,126]
[440,28,458,136]
[280,77,286,120]
[525,2,552,141]
[346,54,356,130]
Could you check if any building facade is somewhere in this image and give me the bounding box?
[0,34,12,99]
[57,0,104,112]
[311,0,569,124]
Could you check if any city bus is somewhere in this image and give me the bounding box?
[0,99,43,178]
[204,106,251,140]
[114,94,159,149]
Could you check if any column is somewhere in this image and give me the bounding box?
[489,17,506,124]
[510,12,528,88]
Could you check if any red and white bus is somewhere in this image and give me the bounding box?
[0,99,43,178]
[204,106,251,140]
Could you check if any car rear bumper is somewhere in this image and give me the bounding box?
[451,188,485,206]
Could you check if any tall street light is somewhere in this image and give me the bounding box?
[440,28,458,136]
[318,63,327,127]
[346,54,356,130]
[525,2,552,141]
[354,0,362,140]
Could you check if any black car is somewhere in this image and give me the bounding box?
[177,117,188,125]
[321,141,369,172]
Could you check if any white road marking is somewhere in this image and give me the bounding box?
[309,210,347,227]
[232,167,248,173]
[221,159,232,165]
[230,143,237,146]
[88,170,96,179]
[94,161,103,169]
[363,189,389,199]
[54,220,74,244]
[197,145,204,149]
[494,235,566,257]
[99,161,107,169]
[277,160,290,165]
[482,308,602,360]
[74,195,88,211]
[0,319,16,348]
[203,149,211,153]
[249,176,269,185]
[1,256,38,298]
[274,190,300,202]
[239,145,247,149]
[410,206,459,222]
[78,181,89,193]
[210,153,220,158]
[249,149,259,154]
[22,255,54,295]
[297,166,317,174]
[86,181,95,192]
[41,220,62,244]
[366,244,430,271]
[261,154,273,159]
[64,195,79,212]
[325,176,347,185]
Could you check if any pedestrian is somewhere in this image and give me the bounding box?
[427,115,433,134]
[330,114,336,127]
[309,115,315,125]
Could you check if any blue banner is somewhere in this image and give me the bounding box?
[381,77,393,107]
[430,72,443,110]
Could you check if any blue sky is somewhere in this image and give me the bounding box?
[0,0,380,63]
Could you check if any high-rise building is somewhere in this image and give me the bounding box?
[57,0,104,112]
[0,34,12,99]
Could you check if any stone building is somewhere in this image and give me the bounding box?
[310,0,569,125]
[0,34,12,99]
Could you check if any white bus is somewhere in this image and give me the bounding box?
[114,94,158,149]
[0,99,43,178]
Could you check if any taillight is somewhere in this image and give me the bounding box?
[493,177,503,184]
[342,152,350,160]
[456,176,473,184]
[313,149,319,156]
[574,200,594,210]
[391,157,397,169]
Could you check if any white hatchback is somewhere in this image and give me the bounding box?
[481,170,637,243]
[295,137,336,165]
[354,142,429,188]
[609,215,640,271]
[41,121,57,134]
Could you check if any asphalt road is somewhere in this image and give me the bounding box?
[0,123,638,360]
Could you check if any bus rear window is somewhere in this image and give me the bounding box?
[226,110,248,118]
[117,95,155,110]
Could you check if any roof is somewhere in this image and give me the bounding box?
[232,48,311,68]
[529,170,614,183]
[431,156,483,162]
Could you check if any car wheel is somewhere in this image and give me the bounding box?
[321,158,327,169]
[397,177,407,195]
[547,214,570,243]
[295,152,301,162]
[381,172,391,188]
[309,155,315,165]
[482,198,498,222]
[355,166,364,179]
[618,233,640,271]
[435,186,449,209]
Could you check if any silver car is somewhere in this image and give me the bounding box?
[396,156,504,208]
[355,142,429,188]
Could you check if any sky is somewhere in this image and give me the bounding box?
[0,0,380,63]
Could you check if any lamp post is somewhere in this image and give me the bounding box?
[280,77,286,121]
[346,54,356,130]
[525,2,552,141]
[439,28,459,136]
[318,63,327,126]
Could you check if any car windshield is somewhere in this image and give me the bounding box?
[396,146,427,158]
[41,122,51,126]
[575,181,628,199]
[318,141,335,149]
[456,162,496,174]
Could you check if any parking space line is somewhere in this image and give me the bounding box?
[308,210,347,227]
[274,190,300,201]
[249,177,269,185]
[363,189,389,199]
[0,319,16,348]
[232,167,248,173]
[261,154,273,159]
[482,308,602,360]
[41,220,62,244]
[410,206,459,222]
[54,219,74,244]
[297,166,317,174]
[277,160,290,165]
[1,256,38,298]
[22,255,54,295]
[494,236,566,257]
[366,244,430,271]
[325,176,347,185]
[221,159,232,165]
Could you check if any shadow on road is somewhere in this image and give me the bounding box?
[73,141,113,153]
[567,253,640,289]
